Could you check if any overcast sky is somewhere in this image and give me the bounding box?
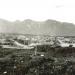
[0,0,75,23]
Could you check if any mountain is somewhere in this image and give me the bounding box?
[0,19,75,36]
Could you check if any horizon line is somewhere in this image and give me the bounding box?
[0,18,74,24]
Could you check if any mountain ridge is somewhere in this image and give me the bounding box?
[0,19,75,36]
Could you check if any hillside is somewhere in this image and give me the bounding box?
[0,19,75,36]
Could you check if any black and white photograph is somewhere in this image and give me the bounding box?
[0,0,75,75]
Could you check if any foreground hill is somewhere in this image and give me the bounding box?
[0,19,75,36]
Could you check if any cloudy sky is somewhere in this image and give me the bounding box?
[0,0,75,23]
